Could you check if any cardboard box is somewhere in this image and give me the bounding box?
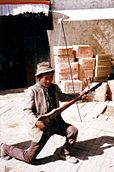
[95,66,111,77]
[94,82,108,94]
[54,55,75,63]
[60,80,82,93]
[85,82,108,94]
[79,58,96,69]
[79,69,94,78]
[88,82,108,101]
[77,45,94,58]
[96,54,111,67]
[55,72,78,84]
[53,46,73,55]
[56,62,79,74]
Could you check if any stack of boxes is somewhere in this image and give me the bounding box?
[53,46,82,93]
[53,45,113,101]
[73,45,95,81]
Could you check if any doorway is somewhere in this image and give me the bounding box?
[0,13,51,90]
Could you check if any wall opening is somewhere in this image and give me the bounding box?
[0,13,52,90]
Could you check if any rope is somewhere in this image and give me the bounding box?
[60,17,82,122]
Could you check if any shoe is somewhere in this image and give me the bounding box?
[0,143,10,160]
[59,154,79,164]
[54,148,79,164]
[65,155,79,164]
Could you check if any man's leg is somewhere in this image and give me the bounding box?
[63,125,78,155]
[54,124,78,163]
[1,141,40,163]
[1,130,51,163]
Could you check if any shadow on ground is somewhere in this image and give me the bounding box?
[71,135,114,160]
[7,135,114,165]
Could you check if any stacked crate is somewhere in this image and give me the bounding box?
[75,45,96,82]
[53,45,112,99]
[78,58,96,79]
[53,46,82,93]
[76,45,94,58]
[60,79,82,93]
[94,54,111,82]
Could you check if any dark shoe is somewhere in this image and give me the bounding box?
[0,143,10,160]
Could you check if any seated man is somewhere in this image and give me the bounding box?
[0,61,80,164]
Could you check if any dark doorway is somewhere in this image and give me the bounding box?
[0,13,51,90]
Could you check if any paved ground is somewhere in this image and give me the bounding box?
[0,89,114,172]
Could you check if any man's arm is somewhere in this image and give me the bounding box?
[23,87,38,126]
[56,84,80,102]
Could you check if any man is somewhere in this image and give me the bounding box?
[0,61,79,164]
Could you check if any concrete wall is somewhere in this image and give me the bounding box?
[48,0,114,66]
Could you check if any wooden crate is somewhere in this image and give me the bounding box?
[95,66,111,77]
[55,62,79,74]
[77,45,94,58]
[79,58,96,69]
[54,55,75,63]
[79,69,94,78]
[55,72,78,84]
[95,54,111,67]
[53,46,73,55]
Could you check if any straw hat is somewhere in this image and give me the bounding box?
[35,61,55,76]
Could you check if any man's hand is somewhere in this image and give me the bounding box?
[35,116,50,131]
[35,120,46,131]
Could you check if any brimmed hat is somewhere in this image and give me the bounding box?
[35,61,55,76]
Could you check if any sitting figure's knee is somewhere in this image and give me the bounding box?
[67,126,78,144]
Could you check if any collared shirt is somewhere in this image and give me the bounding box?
[42,84,57,112]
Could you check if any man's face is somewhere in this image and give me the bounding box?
[39,72,54,88]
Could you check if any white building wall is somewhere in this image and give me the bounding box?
[48,0,114,66]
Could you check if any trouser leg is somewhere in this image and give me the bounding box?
[54,125,78,160]
[3,129,51,163]
[3,141,39,163]
[62,125,78,155]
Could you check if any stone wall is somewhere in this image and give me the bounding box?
[51,0,114,9]
[48,0,114,66]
